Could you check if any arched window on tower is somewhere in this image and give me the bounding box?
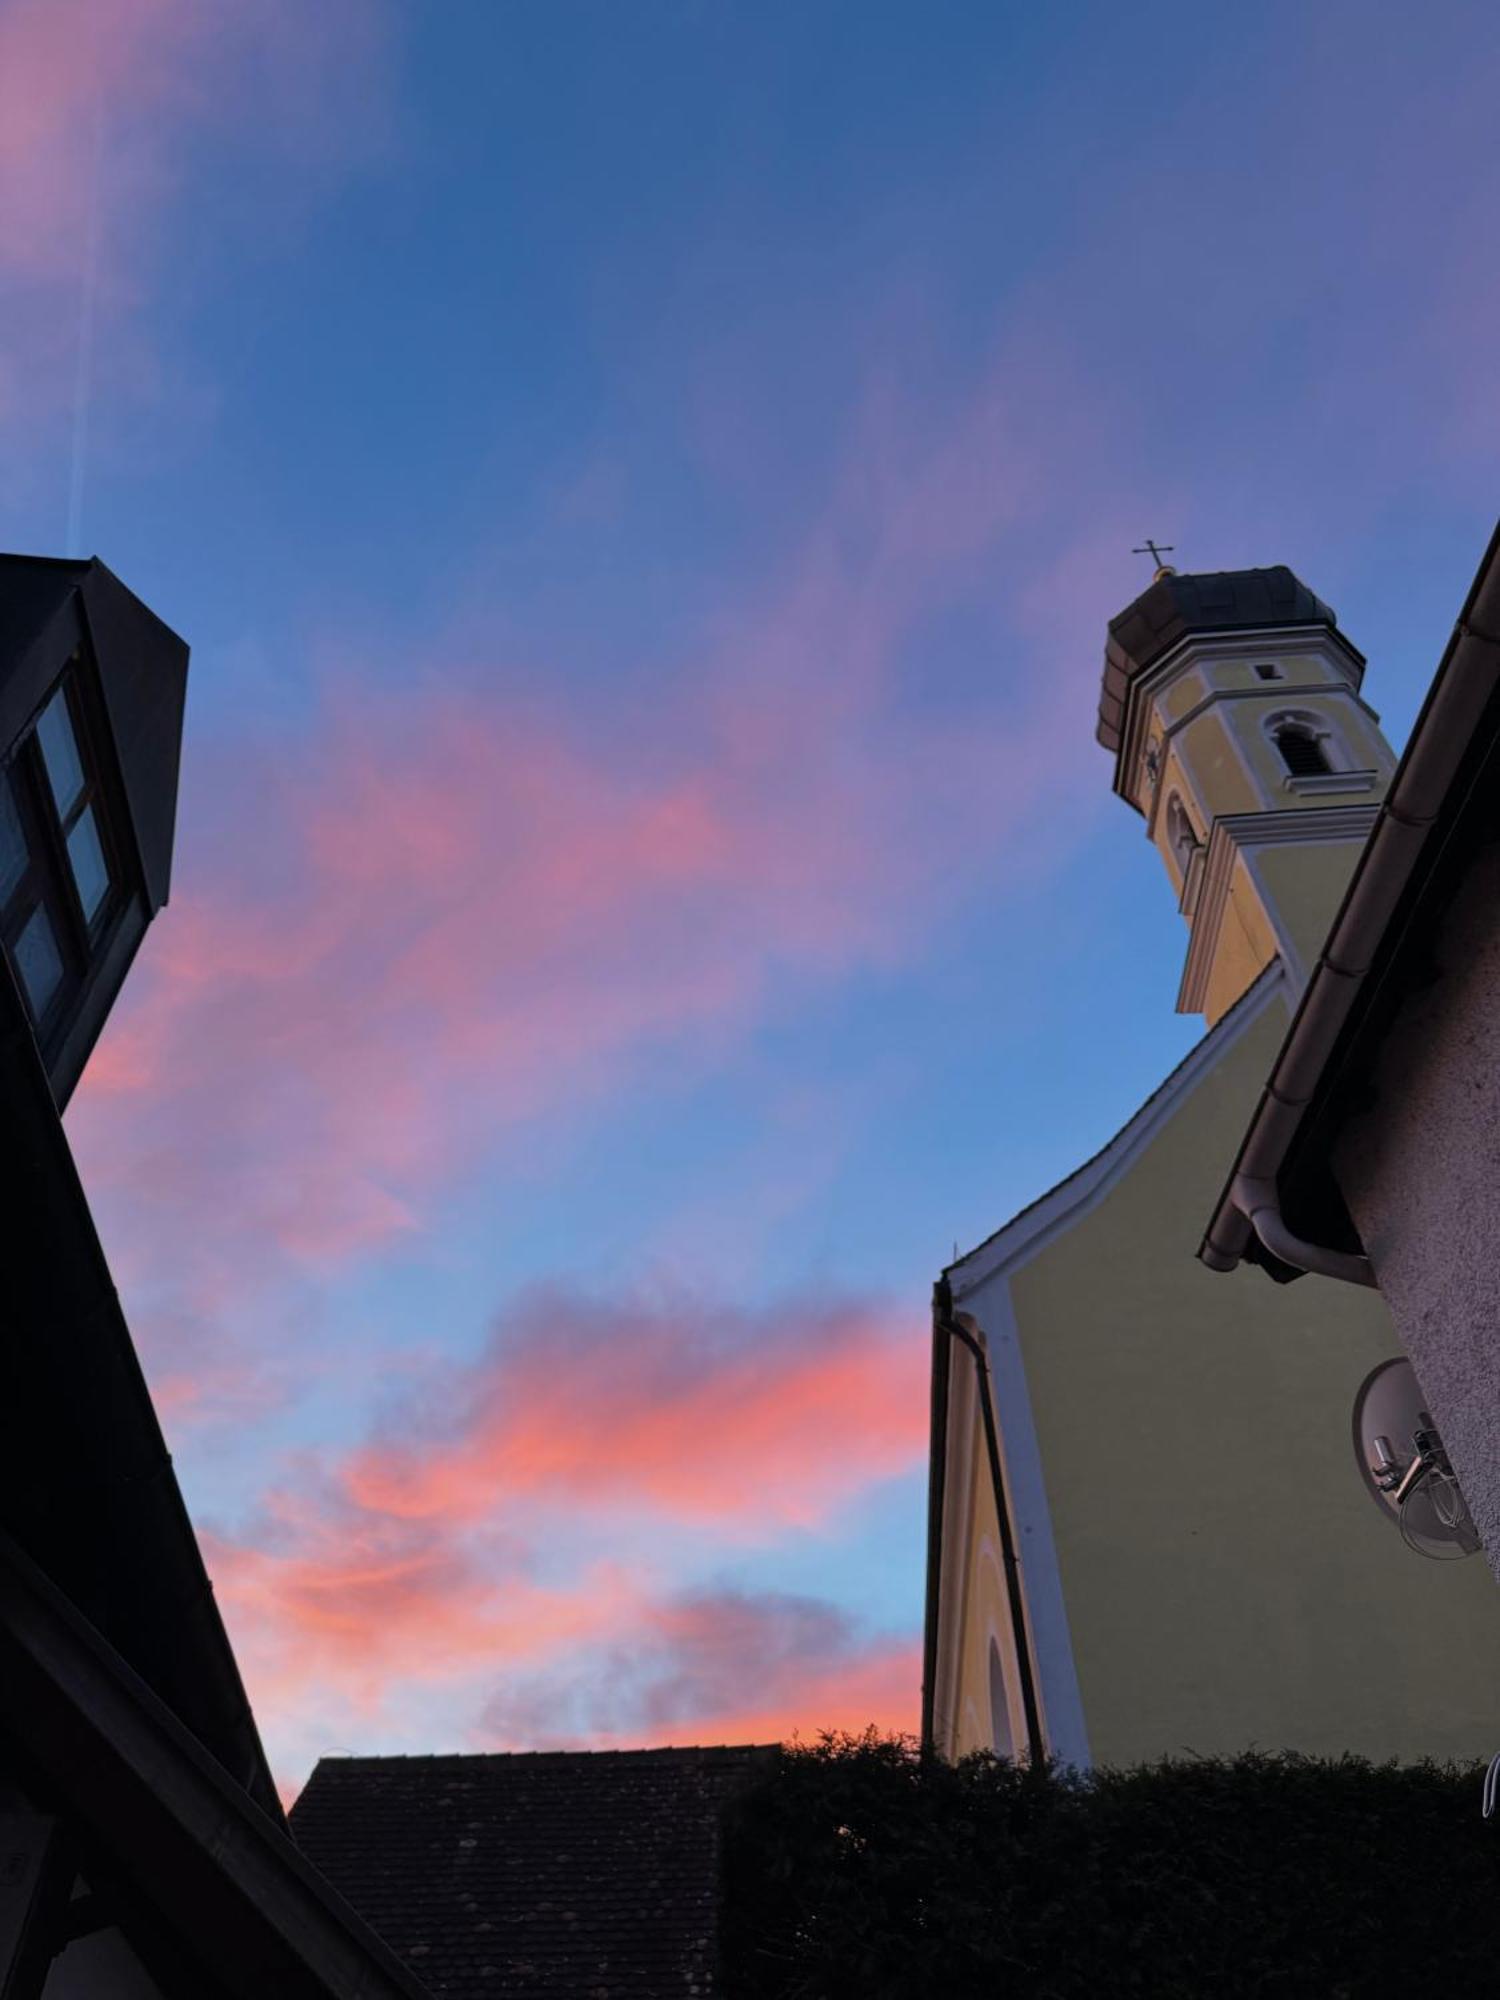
[1267,709,1338,780]
[1166,793,1199,879]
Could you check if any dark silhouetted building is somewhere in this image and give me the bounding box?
[293,1746,776,1999]
[0,556,427,2000]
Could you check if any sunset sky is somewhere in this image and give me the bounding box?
[3,0,1499,1791]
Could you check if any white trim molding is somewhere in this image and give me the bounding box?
[943,966,1288,1771]
[1176,805,1381,1016]
[1283,768,1379,797]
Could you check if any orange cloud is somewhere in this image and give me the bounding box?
[196,1284,925,1775]
[345,1288,926,1530]
[204,1492,642,1726]
[69,498,1097,1392]
[477,1587,919,1751]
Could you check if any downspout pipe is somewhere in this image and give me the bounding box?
[933,1280,1046,1770]
[1231,1174,1376,1288]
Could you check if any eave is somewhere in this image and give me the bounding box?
[1199,519,1500,1283]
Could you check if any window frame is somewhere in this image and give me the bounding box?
[0,656,125,1050]
[1264,705,1345,781]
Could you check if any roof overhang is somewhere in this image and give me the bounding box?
[0,928,281,1818]
[0,1528,429,2000]
[1199,520,1500,1284]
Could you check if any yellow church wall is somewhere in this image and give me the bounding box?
[1252,840,1370,984]
[1160,670,1205,722]
[1171,707,1259,818]
[1201,858,1282,1023]
[993,993,1500,1770]
[945,1399,1034,1761]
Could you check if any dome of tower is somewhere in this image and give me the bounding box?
[1097,566,1361,754]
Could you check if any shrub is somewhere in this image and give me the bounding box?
[720,1731,1500,1998]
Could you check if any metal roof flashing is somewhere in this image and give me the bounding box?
[1198,521,1500,1286]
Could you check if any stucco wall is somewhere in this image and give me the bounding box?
[1252,838,1371,984]
[938,1370,1032,1762]
[948,982,1500,1769]
[1337,841,1500,1588]
[1202,857,1281,1024]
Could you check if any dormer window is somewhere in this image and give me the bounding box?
[0,668,117,1041]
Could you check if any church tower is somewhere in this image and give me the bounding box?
[925,554,1500,1781]
[1097,565,1396,1022]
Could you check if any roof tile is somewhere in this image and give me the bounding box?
[291,1745,776,1999]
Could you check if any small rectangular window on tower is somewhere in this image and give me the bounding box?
[1254,662,1284,681]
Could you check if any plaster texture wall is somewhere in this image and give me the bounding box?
[1253,839,1372,985]
[1174,706,1260,818]
[945,978,1500,1769]
[1338,840,1500,1587]
[1202,857,1280,1024]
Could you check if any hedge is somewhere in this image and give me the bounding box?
[720,1732,1500,1998]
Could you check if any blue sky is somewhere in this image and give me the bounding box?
[3,0,1498,1786]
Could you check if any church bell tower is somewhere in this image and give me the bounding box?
[1098,563,1396,1024]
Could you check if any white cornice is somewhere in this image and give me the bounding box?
[1122,627,1368,818]
[1284,768,1379,796]
[1175,805,1380,1015]
[950,962,1287,1297]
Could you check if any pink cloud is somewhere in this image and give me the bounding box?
[0,0,390,425]
[204,1487,642,1726]
[478,1587,919,1750]
[345,1287,925,1531]
[195,1282,924,1772]
[67,353,1106,1386]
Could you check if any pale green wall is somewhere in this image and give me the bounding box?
[1001,994,1500,1768]
[1254,840,1368,979]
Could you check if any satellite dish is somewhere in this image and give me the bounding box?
[1352,1358,1481,1560]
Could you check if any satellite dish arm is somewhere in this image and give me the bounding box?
[1232,1175,1377,1289]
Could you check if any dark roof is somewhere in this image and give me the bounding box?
[291,1746,779,1999]
[1097,565,1358,757]
[0,553,189,912]
[0,1528,431,2000]
[0,938,281,1820]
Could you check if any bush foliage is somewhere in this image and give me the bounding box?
[720,1731,1500,1998]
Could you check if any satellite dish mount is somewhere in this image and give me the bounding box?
[1352,1359,1480,1561]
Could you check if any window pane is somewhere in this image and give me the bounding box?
[37,687,84,819]
[0,774,27,908]
[66,805,109,923]
[14,903,62,1019]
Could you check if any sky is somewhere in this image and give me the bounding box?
[2,0,1500,1793]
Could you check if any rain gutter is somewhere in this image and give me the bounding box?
[1199,520,1500,1284]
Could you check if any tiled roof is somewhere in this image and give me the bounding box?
[290,1745,778,1999]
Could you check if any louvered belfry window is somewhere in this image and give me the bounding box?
[1274,723,1331,779]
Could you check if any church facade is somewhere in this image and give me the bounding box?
[923,566,1500,1771]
